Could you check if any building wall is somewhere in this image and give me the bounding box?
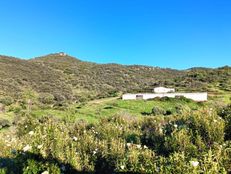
[122,92,207,102]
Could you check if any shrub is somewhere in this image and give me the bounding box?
[38,93,54,105]
[0,119,11,129]
[188,110,225,146]
[151,106,166,116]
[218,104,231,140]
[0,96,14,106]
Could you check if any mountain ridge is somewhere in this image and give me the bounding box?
[0,53,230,103]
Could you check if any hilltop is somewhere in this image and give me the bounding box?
[0,53,230,104]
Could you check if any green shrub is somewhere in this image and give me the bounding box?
[38,93,54,105]
[0,119,11,129]
[151,106,166,116]
[0,96,14,106]
[218,104,231,140]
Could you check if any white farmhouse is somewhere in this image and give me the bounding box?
[122,87,207,102]
[122,92,207,102]
[153,87,175,93]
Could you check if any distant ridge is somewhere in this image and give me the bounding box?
[0,53,230,102]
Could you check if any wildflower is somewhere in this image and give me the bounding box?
[73,136,78,141]
[126,143,131,147]
[37,144,43,149]
[136,144,141,149]
[120,165,125,170]
[190,161,199,167]
[174,124,178,128]
[159,128,163,134]
[41,171,49,174]
[28,131,34,136]
[143,145,148,149]
[23,145,32,152]
[93,148,98,155]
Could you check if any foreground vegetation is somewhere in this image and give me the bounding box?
[0,96,231,173]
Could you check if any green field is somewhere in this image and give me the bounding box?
[29,97,203,123]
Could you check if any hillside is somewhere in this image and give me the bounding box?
[0,53,231,104]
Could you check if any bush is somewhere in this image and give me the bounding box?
[38,93,54,105]
[151,106,166,116]
[0,96,14,106]
[0,119,11,129]
[218,104,231,140]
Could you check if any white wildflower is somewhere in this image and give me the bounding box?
[23,145,32,152]
[73,136,78,141]
[37,144,43,149]
[136,144,141,149]
[159,128,163,134]
[126,143,131,147]
[174,124,178,128]
[28,131,34,136]
[41,171,49,174]
[190,161,199,167]
[120,165,125,170]
[92,148,98,155]
[143,145,148,149]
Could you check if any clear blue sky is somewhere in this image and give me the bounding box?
[0,0,230,69]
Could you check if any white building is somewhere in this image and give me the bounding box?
[153,87,175,93]
[122,92,207,102]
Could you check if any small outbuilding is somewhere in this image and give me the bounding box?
[153,87,175,93]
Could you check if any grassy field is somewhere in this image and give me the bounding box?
[30,97,203,123]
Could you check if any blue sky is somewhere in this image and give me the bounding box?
[0,0,230,69]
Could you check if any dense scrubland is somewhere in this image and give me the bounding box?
[0,53,230,103]
[0,53,231,173]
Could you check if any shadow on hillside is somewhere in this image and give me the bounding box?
[0,151,88,174]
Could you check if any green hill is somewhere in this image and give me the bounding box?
[0,53,230,104]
